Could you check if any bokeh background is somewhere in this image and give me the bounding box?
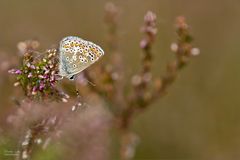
[0,0,240,159]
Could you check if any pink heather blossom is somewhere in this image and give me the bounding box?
[32,86,37,92]
[8,69,22,74]
[15,70,22,74]
[39,83,45,90]
[8,69,16,74]
[140,39,148,49]
[28,73,33,78]
[30,65,36,69]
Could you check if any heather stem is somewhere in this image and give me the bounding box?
[16,115,59,160]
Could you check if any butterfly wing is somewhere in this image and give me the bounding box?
[59,36,104,80]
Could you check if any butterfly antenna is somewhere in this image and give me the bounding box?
[86,79,96,86]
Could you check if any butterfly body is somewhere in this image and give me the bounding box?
[58,36,104,80]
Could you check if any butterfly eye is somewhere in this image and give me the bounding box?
[66,57,69,61]
[69,75,75,80]
[73,64,77,68]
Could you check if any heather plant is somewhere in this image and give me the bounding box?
[8,46,69,101]
[3,2,199,160]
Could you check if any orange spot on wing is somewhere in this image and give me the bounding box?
[75,43,80,47]
[64,44,70,48]
[79,44,84,48]
[90,48,101,57]
[83,50,87,56]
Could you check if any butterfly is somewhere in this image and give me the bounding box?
[58,36,104,80]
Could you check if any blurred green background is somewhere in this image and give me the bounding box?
[0,0,240,159]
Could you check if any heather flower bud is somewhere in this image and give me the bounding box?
[61,98,68,103]
[170,43,178,52]
[191,48,200,56]
[14,82,20,87]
